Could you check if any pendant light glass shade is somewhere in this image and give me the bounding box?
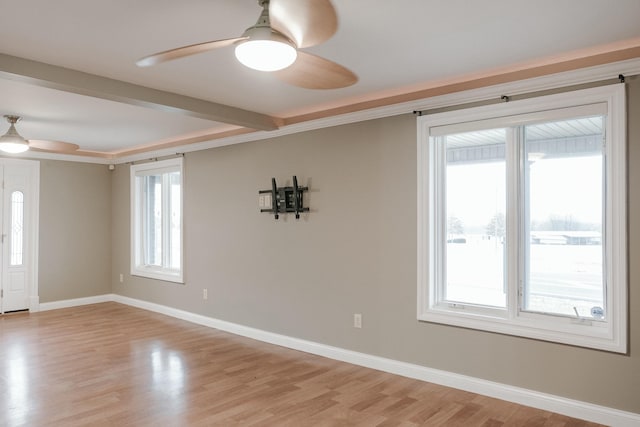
[0,118,29,154]
[235,27,297,72]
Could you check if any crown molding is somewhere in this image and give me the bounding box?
[115,57,640,164]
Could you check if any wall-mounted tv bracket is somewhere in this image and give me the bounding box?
[259,176,309,220]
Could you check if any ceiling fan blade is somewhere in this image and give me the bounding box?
[137,37,247,67]
[274,51,357,89]
[28,139,80,153]
[270,0,338,48]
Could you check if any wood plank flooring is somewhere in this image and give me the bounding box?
[0,302,602,426]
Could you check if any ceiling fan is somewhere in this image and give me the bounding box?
[136,0,357,90]
[0,115,80,154]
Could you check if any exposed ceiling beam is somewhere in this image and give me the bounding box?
[0,53,281,131]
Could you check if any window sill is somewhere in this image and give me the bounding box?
[131,267,184,284]
[418,306,625,353]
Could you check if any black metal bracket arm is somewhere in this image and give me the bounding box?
[259,175,309,220]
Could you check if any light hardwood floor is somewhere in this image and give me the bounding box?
[0,302,601,426]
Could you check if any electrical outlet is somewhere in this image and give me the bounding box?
[119,273,123,283]
[353,313,362,328]
[203,289,208,300]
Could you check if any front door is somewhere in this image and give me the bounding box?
[0,159,39,313]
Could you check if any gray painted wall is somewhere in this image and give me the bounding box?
[39,160,111,302]
[112,77,640,413]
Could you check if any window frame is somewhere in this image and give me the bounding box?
[417,85,627,353]
[130,157,184,283]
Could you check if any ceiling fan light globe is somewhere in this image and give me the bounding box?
[235,39,297,72]
[0,123,29,153]
[0,140,29,154]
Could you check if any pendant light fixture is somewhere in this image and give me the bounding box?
[234,0,297,72]
[0,116,29,154]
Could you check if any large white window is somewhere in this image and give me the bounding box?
[417,85,627,352]
[131,158,183,283]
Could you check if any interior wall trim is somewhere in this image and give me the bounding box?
[37,294,640,426]
[21,58,640,165]
[116,57,640,164]
[38,294,112,311]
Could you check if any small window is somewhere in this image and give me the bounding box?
[131,158,183,283]
[10,191,24,266]
[417,85,627,353]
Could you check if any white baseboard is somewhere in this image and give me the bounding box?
[38,294,112,311]
[40,294,640,426]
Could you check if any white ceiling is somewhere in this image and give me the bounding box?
[0,0,639,160]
